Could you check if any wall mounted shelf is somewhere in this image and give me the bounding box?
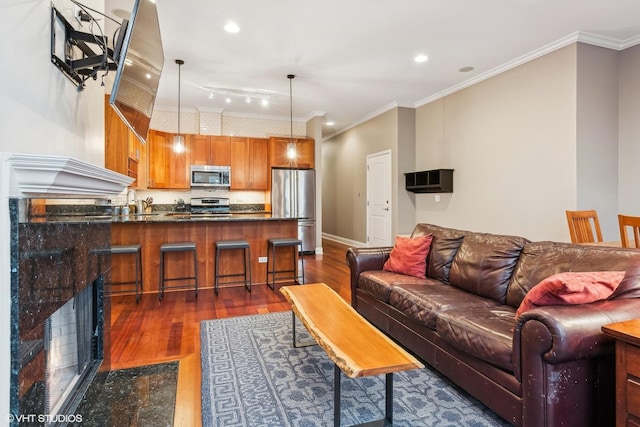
[404,169,453,193]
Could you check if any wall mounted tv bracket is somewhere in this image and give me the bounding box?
[50,6,121,91]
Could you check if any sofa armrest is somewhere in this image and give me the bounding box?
[513,298,640,379]
[345,246,392,306]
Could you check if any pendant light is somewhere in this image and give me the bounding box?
[173,59,185,154]
[286,74,296,160]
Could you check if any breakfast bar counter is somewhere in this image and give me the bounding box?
[109,214,299,293]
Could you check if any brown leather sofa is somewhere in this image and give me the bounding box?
[346,223,640,427]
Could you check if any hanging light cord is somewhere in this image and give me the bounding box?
[288,74,294,143]
[177,59,183,137]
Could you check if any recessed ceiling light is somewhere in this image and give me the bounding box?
[414,54,428,63]
[261,98,269,107]
[459,66,474,72]
[226,96,231,103]
[224,22,240,33]
[325,121,335,126]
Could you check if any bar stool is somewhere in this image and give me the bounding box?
[159,242,198,301]
[214,240,252,295]
[110,244,143,303]
[266,238,304,290]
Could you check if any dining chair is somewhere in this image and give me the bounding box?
[618,214,640,248]
[566,210,603,244]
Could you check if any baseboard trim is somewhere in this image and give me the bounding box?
[322,233,366,248]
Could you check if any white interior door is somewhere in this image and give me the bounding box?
[367,150,392,247]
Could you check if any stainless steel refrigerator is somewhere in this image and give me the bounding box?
[271,168,316,253]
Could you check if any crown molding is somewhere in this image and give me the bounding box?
[415,30,639,108]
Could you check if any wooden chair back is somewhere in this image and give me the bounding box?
[566,210,603,244]
[618,214,640,248]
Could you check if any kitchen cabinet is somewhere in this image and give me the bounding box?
[230,137,268,190]
[269,137,314,169]
[105,95,131,177]
[147,130,190,189]
[105,95,147,189]
[190,135,231,166]
[404,169,454,193]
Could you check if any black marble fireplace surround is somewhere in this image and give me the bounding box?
[9,199,112,426]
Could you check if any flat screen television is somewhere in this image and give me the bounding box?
[109,0,164,144]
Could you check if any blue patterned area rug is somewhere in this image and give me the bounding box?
[200,311,510,427]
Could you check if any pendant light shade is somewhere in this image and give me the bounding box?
[287,74,296,160]
[173,59,185,154]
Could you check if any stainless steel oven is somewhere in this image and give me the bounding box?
[190,165,231,188]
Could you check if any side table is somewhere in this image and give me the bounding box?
[602,319,640,427]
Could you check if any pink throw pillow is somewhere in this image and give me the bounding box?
[515,271,625,318]
[383,234,433,278]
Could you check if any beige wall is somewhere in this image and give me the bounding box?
[322,109,400,243]
[415,45,578,241]
[324,42,640,243]
[618,45,640,216]
[576,43,619,238]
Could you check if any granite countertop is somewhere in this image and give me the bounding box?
[26,211,297,224]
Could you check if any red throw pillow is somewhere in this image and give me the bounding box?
[515,271,625,318]
[383,234,433,278]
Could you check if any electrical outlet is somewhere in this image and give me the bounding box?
[258,256,268,263]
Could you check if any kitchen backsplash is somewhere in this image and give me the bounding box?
[46,189,269,211]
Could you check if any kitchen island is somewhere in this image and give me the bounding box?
[109,212,300,294]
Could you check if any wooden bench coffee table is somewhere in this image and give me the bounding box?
[280,283,424,426]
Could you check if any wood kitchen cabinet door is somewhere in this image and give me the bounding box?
[190,134,211,165]
[248,138,268,189]
[191,135,231,166]
[105,96,130,177]
[269,137,314,168]
[230,137,268,190]
[211,136,231,166]
[105,95,148,189]
[147,130,170,188]
[147,130,190,189]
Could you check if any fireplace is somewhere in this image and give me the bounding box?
[2,153,133,424]
[10,199,111,425]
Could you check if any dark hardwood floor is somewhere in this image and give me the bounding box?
[109,238,353,426]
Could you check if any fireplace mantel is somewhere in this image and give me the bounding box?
[3,153,133,198]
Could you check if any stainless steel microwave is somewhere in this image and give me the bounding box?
[190,165,231,188]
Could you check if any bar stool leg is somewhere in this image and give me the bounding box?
[159,251,164,301]
[245,246,252,293]
[193,248,198,298]
[215,245,220,296]
[134,249,140,303]
[138,248,144,292]
[298,242,305,285]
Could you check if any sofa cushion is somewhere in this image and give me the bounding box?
[515,271,625,318]
[436,306,516,372]
[448,232,529,304]
[506,241,640,308]
[390,283,499,330]
[411,224,467,283]
[383,234,433,278]
[358,270,433,303]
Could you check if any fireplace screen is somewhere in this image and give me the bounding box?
[45,282,95,417]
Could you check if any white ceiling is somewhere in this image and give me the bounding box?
[105,0,640,138]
